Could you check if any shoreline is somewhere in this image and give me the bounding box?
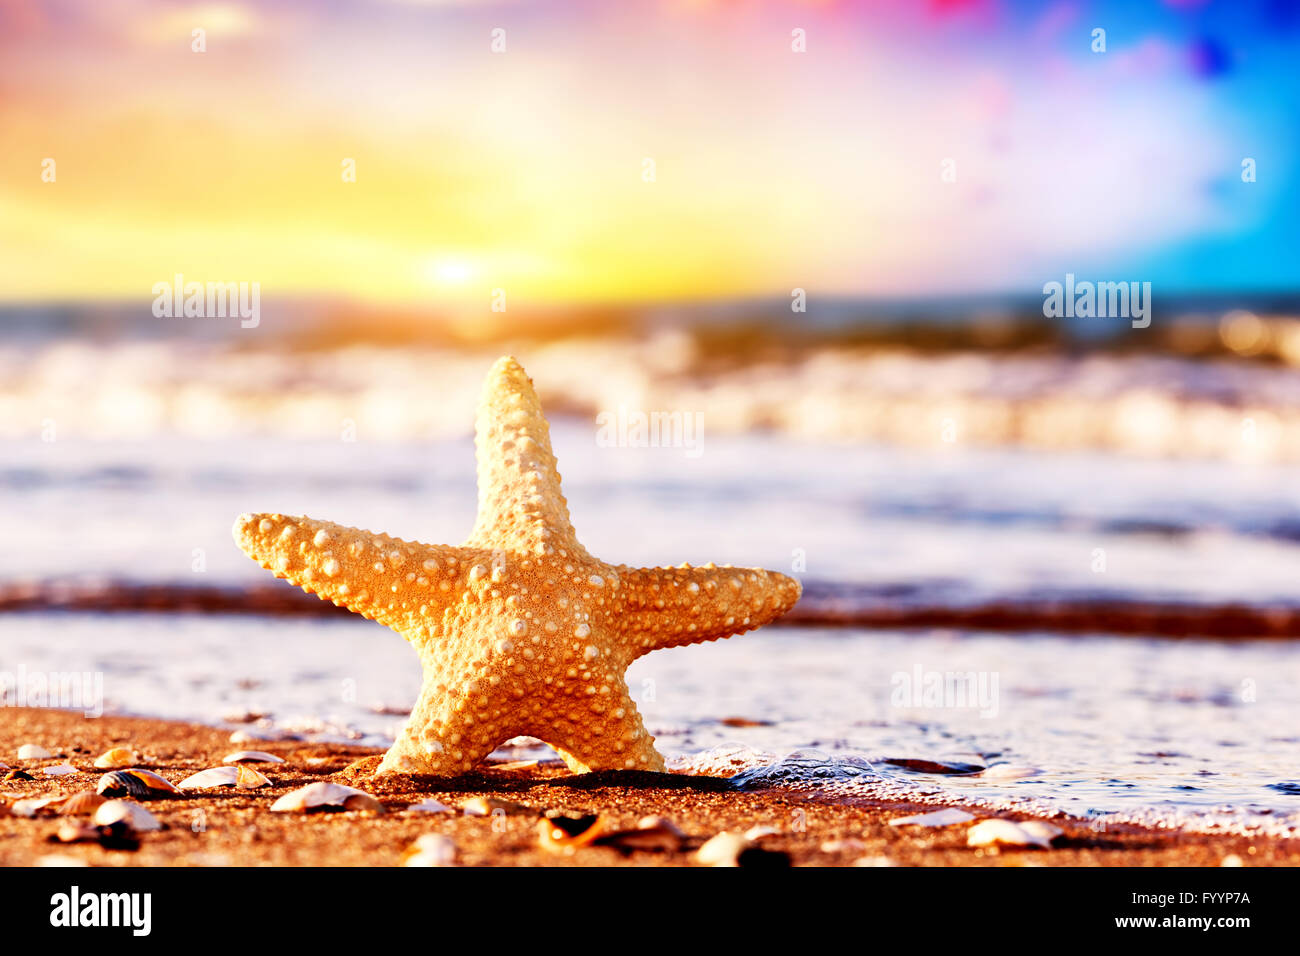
[5,580,1300,639]
[2,708,1295,867]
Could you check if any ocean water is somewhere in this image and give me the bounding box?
[3,423,1300,834]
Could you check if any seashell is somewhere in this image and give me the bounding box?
[697,831,789,867]
[4,769,35,781]
[0,761,9,770]
[853,855,899,867]
[461,795,527,817]
[407,799,453,814]
[537,813,604,853]
[222,750,285,765]
[94,799,162,832]
[12,796,63,818]
[93,748,137,769]
[270,782,384,814]
[490,760,538,772]
[43,764,77,777]
[53,822,101,844]
[595,816,685,854]
[36,853,90,867]
[402,833,456,867]
[236,764,271,789]
[967,818,1062,849]
[17,744,53,760]
[696,831,752,867]
[178,767,240,789]
[743,824,781,841]
[96,769,181,800]
[890,808,976,828]
[59,792,107,817]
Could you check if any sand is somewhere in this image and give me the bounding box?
[1,707,1294,867]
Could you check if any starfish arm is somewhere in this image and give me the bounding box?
[540,677,666,773]
[462,356,589,560]
[616,564,802,656]
[233,512,481,640]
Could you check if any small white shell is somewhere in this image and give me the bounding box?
[43,764,78,777]
[222,750,285,765]
[94,799,162,832]
[890,808,976,828]
[270,782,383,813]
[93,748,137,769]
[696,831,752,867]
[11,796,63,818]
[967,818,1062,849]
[17,744,53,760]
[178,767,240,789]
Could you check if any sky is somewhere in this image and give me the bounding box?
[0,0,1296,307]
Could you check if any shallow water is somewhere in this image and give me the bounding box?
[4,612,1298,836]
[7,428,1300,609]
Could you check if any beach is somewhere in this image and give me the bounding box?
[2,707,1294,867]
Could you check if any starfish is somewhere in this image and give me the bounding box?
[233,356,801,776]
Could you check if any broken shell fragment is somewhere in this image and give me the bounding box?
[270,782,384,814]
[58,792,108,817]
[43,764,77,777]
[94,799,162,832]
[17,744,53,760]
[93,748,138,769]
[236,764,272,789]
[95,769,181,800]
[538,813,604,853]
[222,750,285,765]
[402,833,457,867]
[967,818,1063,849]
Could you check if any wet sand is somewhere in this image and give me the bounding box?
[1,707,1294,867]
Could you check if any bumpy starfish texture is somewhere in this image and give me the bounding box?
[233,356,801,776]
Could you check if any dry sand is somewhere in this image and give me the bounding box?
[1,707,1294,867]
